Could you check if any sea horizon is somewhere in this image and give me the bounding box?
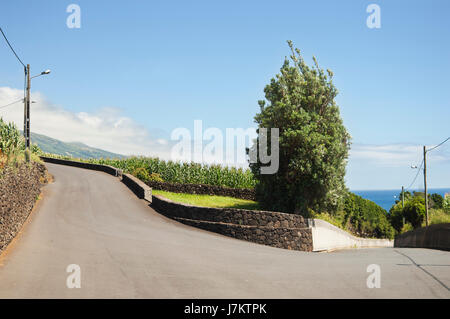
[352,188,450,211]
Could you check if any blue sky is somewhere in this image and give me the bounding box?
[0,0,449,190]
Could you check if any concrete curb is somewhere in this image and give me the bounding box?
[39,156,152,202]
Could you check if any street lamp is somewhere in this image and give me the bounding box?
[30,69,51,79]
[24,65,51,148]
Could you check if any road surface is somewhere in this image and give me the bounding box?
[0,163,449,298]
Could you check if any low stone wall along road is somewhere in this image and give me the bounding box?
[0,163,448,298]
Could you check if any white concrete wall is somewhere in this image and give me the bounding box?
[309,219,393,252]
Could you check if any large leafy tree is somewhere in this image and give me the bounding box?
[249,41,351,215]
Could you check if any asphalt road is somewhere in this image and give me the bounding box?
[0,163,449,298]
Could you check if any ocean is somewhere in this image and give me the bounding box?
[352,188,450,211]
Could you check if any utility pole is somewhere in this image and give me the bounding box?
[24,64,31,149]
[23,65,50,149]
[401,186,404,208]
[423,146,428,227]
[401,186,405,226]
[23,66,27,142]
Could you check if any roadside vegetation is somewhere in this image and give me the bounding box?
[0,118,42,171]
[388,191,450,234]
[152,190,259,210]
[42,153,256,189]
[312,193,395,239]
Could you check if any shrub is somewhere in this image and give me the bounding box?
[400,223,414,234]
[312,193,395,239]
[388,202,405,233]
[343,192,395,239]
[30,143,43,155]
[148,173,164,183]
[430,193,444,209]
[444,194,450,212]
[132,167,150,182]
[403,196,426,229]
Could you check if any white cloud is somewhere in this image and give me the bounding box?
[350,143,449,167]
[0,87,172,158]
[347,143,450,190]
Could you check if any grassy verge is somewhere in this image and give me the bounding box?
[397,209,449,234]
[427,208,450,225]
[152,190,259,210]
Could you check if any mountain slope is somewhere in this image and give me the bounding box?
[30,132,125,159]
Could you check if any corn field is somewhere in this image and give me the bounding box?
[44,154,257,189]
[0,118,26,169]
[0,118,25,157]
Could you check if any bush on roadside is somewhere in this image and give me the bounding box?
[388,202,405,233]
[403,196,426,229]
[148,172,164,183]
[313,193,395,239]
[400,223,414,234]
[132,167,150,183]
[342,192,395,239]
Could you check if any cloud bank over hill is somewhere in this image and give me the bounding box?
[0,87,173,159]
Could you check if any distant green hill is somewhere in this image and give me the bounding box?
[30,132,125,159]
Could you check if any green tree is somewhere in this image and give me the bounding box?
[389,202,405,232]
[389,196,426,231]
[249,41,351,215]
[430,193,444,209]
[403,196,426,229]
[395,190,411,204]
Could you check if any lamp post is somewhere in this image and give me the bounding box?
[24,65,51,148]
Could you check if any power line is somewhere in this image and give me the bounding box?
[0,98,24,110]
[0,26,26,68]
[404,137,449,191]
[405,158,424,191]
[427,137,450,153]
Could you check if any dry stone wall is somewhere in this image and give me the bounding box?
[151,195,313,251]
[0,162,47,253]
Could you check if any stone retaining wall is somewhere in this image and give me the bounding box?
[151,195,313,251]
[0,162,47,253]
[40,156,121,177]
